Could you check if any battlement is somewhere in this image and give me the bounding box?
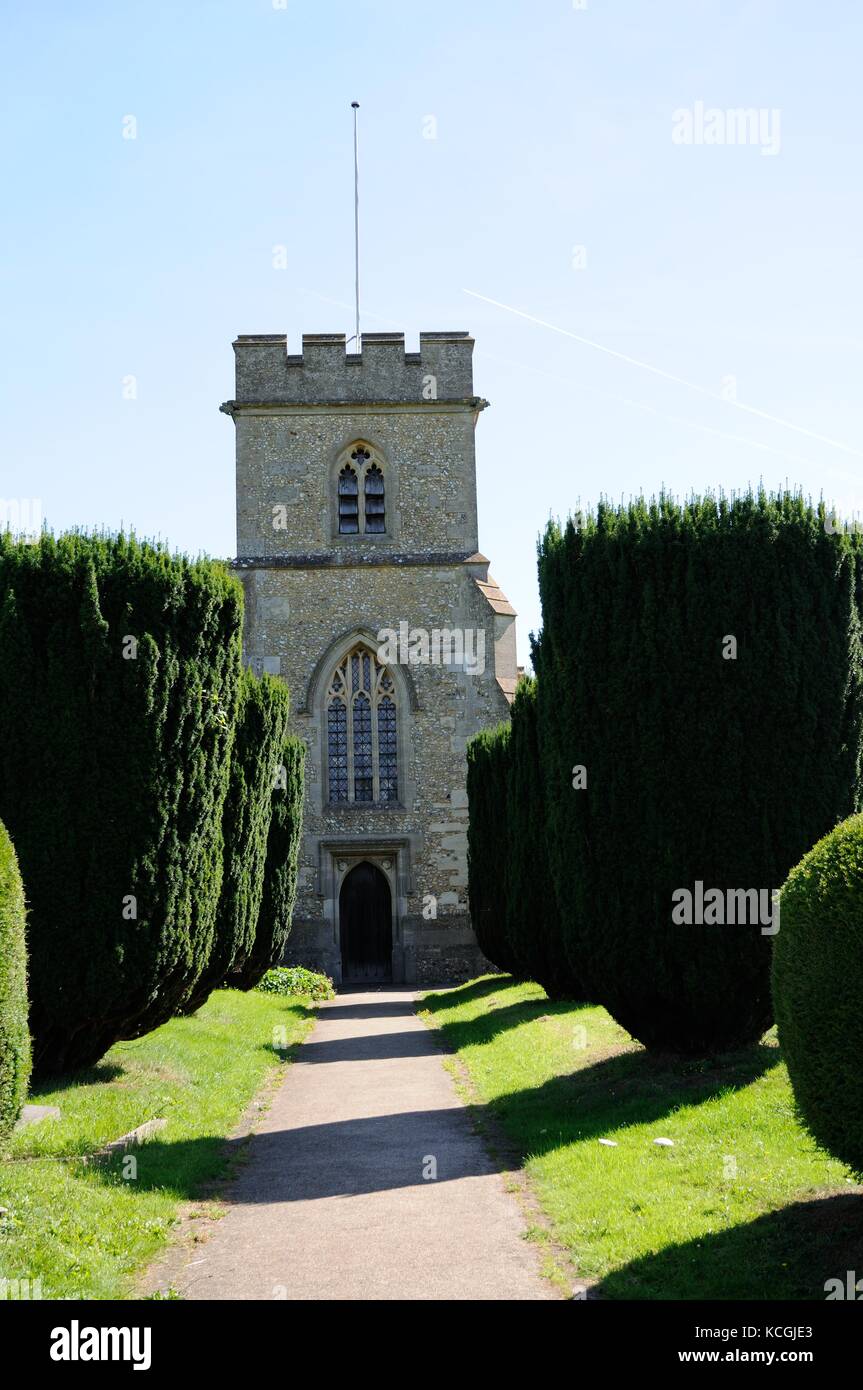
[227,330,476,406]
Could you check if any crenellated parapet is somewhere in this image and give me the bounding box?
[223,331,478,408]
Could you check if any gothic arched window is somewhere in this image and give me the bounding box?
[335,444,387,537]
[326,645,398,804]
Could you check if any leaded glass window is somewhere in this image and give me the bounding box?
[353,694,373,801]
[377,697,398,802]
[325,645,399,804]
[327,699,348,803]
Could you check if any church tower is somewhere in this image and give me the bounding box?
[223,330,517,984]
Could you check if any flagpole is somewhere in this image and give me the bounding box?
[351,101,360,352]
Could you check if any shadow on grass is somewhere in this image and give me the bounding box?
[29,1062,126,1096]
[200,995,317,1022]
[423,974,588,1014]
[423,977,781,1150]
[477,1041,782,1155]
[423,976,591,1049]
[430,997,593,1054]
[423,975,515,1011]
[596,1192,863,1301]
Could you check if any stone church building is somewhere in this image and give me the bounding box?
[222,330,518,984]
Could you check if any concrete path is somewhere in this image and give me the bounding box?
[177,989,556,1300]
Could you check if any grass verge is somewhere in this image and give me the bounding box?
[420,976,863,1299]
[0,987,313,1299]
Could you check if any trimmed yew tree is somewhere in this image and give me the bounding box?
[773,814,863,1178]
[466,723,520,975]
[0,533,243,1076]
[0,817,30,1149]
[504,673,585,1000]
[184,669,292,1012]
[537,492,863,1053]
[228,736,305,990]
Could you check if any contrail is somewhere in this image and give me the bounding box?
[300,285,851,470]
[476,347,821,471]
[464,289,863,461]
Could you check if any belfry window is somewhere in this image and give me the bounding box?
[326,645,399,804]
[364,464,385,533]
[338,465,359,533]
[336,444,386,536]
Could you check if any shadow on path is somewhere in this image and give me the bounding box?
[92,1104,501,1202]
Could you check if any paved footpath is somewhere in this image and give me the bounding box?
[177,989,557,1300]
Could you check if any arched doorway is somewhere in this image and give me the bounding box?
[339,862,393,983]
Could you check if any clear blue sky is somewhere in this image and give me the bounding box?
[2,0,861,662]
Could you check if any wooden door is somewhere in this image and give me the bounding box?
[339,862,393,983]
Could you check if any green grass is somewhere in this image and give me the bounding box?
[420,976,863,1299]
[0,987,314,1299]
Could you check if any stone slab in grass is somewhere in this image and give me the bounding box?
[79,1117,168,1165]
[97,1117,168,1156]
[15,1104,61,1128]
